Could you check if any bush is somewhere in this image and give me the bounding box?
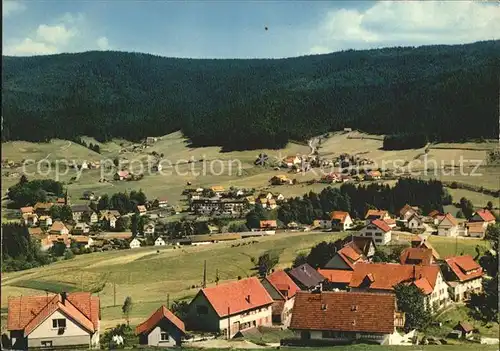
[64,249,74,260]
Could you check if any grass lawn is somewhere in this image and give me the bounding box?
[445,188,499,208]
[2,231,348,329]
[173,345,499,351]
[427,236,490,259]
[426,304,499,339]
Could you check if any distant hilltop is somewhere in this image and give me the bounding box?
[2,40,499,150]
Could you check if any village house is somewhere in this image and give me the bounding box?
[7,292,100,350]
[465,222,486,238]
[114,170,130,181]
[342,236,376,260]
[210,185,225,195]
[407,214,424,230]
[129,238,142,249]
[443,255,484,302]
[365,170,382,180]
[437,213,460,237]
[289,291,404,345]
[136,205,147,215]
[364,209,390,224]
[55,197,67,206]
[258,197,268,209]
[145,136,158,145]
[245,196,256,206]
[143,223,155,236]
[82,191,96,201]
[399,204,420,221]
[39,216,53,227]
[34,202,53,216]
[71,204,95,223]
[330,211,353,231]
[399,248,435,266]
[22,213,39,227]
[349,262,450,312]
[283,156,301,168]
[191,198,247,216]
[313,219,332,230]
[469,209,496,226]
[40,234,71,251]
[452,322,474,340]
[71,236,94,249]
[320,244,370,289]
[259,220,277,231]
[49,221,70,236]
[154,237,166,246]
[20,206,34,216]
[136,305,186,347]
[100,210,120,229]
[288,264,325,291]
[157,198,169,208]
[28,227,44,238]
[359,219,392,245]
[267,198,277,210]
[72,222,90,235]
[270,175,292,185]
[186,277,273,338]
[261,270,300,327]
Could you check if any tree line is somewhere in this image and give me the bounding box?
[3,41,499,150]
[7,176,65,208]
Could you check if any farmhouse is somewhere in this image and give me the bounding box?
[136,306,186,347]
[411,236,440,260]
[349,263,449,312]
[399,204,420,221]
[287,264,325,291]
[330,211,353,231]
[365,170,382,180]
[443,255,484,302]
[39,216,53,227]
[407,214,424,230]
[210,185,225,194]
[22,213,38,227]
[19,206,34,216]
[399,248,434,266]
[114,170,130,181]
[72,222,90,235]
[186,277,273,338]
[129,238,142,249]
[465,222,486,238]
[437,213,459,237]
[321,245,369,288]
[469,209,496,226]
[260,220,277,230]
[342,236,376,259]
[49,221,69,236]
[100,210,120,229]
[359,219,392,245]
[283,156,301,168]
[7,292,100,350]
[157,198,169,208]
[364,209,390,224]
[154,237,166,246]
[71,204,94,223]
[261,270,300,327]
[289,292,403,345]
[313,219,332,229]
[270,175,292,185]
[190,198,247,216]
[71,236,94,249]
[137,205,147,215]
[144,223,155,235]
[34,202,53,216]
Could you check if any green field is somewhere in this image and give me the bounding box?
[178,345,498,351]
[2,231,348,329]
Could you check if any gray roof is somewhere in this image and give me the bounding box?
[288,263,325,288]
[71,204,92,213]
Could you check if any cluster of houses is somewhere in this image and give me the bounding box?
[6,229,487,349]
[320,169,382,184]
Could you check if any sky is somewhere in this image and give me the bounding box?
[3,0,500,58]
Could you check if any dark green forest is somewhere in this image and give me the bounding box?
[3,40,499,150]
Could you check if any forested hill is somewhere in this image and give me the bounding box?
[3,40,499,150]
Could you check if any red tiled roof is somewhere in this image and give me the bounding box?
[260,220,277,228]
[20,206,34,214]
[318,269,353,284]
[370,219,391,233]
[290,291,396,334]
[50,221,68,232]
[413,277,434,295]
[445,255,483,282]
[200,277,273,317]
[330,211,350,223]
[349,263,439,295]
[474,209,496,222]
[135,305,185,335]
[399,204,414,217]
[8,292,99,336]
[438,213,458,227]
[337,246,363,269]
[428,210,441,218]
[410,236,440,260]
[400,248,433,266]
[365,209,388,219]
[384,218,396,226]
[265,270,300,299]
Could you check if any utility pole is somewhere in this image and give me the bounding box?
[202,260,207,288]
[215,269,219,285]
[81,272,84,291]
[113,282,116,307]
[227,306,231,340]
[455,236,458,256]
[167,294,170,309]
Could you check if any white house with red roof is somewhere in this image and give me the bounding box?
[444,255,484,302]
[186,277,273,338]
[349,263,449,312]
[364,209,390,224]
[135,305,186,347]
[470,209,496,226]
[261,270,300,327]
[7,292,100,349]
[330,211,353,231]
[359,219,392,245]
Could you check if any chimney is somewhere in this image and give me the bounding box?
[245,295,251,303]
[412,266,416,281]
[61,292,67,305]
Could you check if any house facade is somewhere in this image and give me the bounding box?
[330,211,353,231]
[71,205,94,223]
[136,306,185,347]
[289,291,402,345]
[359,219,392,245]
[155,237,166,246]
[469,209,496,226]
[261,270,300,327]
[364,210,390,225]
[7,292,100,350]
[407,214,424,230]
[437,213,459,237]
[129,238,142,249]
[444,255,484,302]
[186,277,273,338]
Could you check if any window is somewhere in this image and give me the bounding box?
[375,239,382,243]
[41,341,53,347]
[52,319,66,329]
[196,305,208,315]
[322,330,334,338]
[160,330,169,341]
[375,233,382,237]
